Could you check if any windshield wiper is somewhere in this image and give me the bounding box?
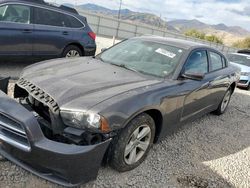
[110,63,139,73]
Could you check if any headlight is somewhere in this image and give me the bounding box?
[60,110,110,132]
[241,72,250,76]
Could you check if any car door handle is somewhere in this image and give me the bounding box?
[62,31,69,35]
[22,29,32,34]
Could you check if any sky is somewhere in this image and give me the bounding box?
[47,0,250,31]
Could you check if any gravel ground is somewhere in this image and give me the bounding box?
[0,36,249,187]
[0,86,249,188]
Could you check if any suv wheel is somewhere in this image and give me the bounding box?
[109,113,155,172]
[62,45,82,58]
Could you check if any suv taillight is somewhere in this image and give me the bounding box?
[88,32,96,40]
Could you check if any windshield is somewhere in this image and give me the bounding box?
[227,54,250,67]
[97,39,185,78]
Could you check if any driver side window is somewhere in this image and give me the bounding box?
[185,50,208,74]
[0,4,31,24]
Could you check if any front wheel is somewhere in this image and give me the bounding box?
[213,88,232,115]
[109,113,155,172]
[246,83,250,90]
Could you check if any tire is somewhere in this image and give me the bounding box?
[109,113,155,172]
[213,88,232,115]
[246,83,250,90]
[62,45,83,58]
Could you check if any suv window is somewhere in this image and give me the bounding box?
[0,5,7,17]
[0,4,30,24]
[65,14,83,28]
[185,50,208,74]
[209,52,224,71]
[34,7,83,28]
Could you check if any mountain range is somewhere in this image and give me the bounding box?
[68,3,250,45]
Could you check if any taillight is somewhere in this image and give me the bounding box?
[88,32,96,40]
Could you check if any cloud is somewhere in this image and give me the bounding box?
[230,6,250,16]
[47,0,250,30]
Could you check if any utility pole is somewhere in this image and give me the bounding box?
[118,0,122,19]
[114,0,122,45]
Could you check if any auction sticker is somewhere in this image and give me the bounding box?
[155,48,176,58]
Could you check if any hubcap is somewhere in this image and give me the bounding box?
[66,50,80,58]
[124,124,151,165]
[221,90,231,112]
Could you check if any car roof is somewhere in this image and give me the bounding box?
[135,35,210,50]
[1,0,79,15]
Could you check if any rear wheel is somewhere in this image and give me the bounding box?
[109,113,155,172]
[62,45,83,58]
[213,88,232,115]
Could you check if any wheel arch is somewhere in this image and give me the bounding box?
[63,43,85,56]
[143,109,163,143]
[122,107,164,143]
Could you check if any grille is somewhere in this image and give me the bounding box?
[0,113,30,151]
[238,80,248,84]
[17,78,59,112]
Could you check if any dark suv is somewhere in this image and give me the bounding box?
[0,0,96,60]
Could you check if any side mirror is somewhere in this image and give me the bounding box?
[101,48,108,52]
[182,72,205,81]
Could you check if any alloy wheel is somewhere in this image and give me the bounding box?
[221,90,231,112]
[124,124,151,165]
[66,50,80,58]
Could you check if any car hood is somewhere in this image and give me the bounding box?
[20,57,162,111]
[230,62,250,72]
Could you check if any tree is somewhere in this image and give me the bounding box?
[233,37,250,48]
[184,29,223,44]
[205,35,223,44]
[184,29,205,40]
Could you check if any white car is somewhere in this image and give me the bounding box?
[228,53,250,90]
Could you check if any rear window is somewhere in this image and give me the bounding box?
[209,51,224,71]
[65,14,83,28]
[34,7,83,28]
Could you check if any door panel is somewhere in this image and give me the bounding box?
[32,25,72,56]
[180,77,213,121]
[32,7,73,56]
[208,51,231,106]
[180,50,212,121]
[0,4,33,56]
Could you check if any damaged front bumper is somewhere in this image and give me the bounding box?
[0,91,111,187]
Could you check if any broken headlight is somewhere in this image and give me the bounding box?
[60,110,110,132]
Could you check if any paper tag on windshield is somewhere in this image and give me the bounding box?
[155,48,176,58]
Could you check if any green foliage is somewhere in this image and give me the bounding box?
[185,29,223,44]
[204,35,223,44]
[184,29,205,40]
[233,37,250,48]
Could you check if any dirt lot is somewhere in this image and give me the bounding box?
[0,86,249,188]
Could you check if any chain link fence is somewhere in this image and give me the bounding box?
[78,9,240,54]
